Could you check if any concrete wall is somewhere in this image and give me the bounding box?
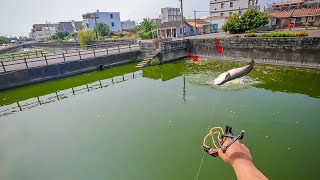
[0,51,141,90]
[189,37,320,68]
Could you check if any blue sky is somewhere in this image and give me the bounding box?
[0,0,277,37]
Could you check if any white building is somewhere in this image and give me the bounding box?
[161,7,181,23]
[82,10,122,32]
[121,20,136,31]
[210,0,258,17]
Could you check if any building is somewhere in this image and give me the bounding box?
[121,20,136,31]
[266,0,320,13]
[187,19,213,34]
[82,10,122,32]
[210,0,258,17]
[157,21,195,38]
[268,8,320,28]
[161,7,181,23]
[31,24,59,41]
[151,18,162,27]
[57,21,84,33]
[202,16,228,30]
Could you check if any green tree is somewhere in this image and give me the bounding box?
[55,31,70,40]
[240,8,268,31]
[222,13,242,34]
[94,22,111,37]
[222,8,268,34]
[136,18,156,39]
[0,36,10,45]
[78,30,96,47]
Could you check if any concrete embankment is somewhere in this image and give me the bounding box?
[0,50,140,90]
[159,37,320,68]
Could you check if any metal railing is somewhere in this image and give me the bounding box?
[0,71,143,117]
[0,44,140,73]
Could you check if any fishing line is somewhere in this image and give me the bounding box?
[194,103,215,180]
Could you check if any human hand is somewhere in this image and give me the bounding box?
[218,138,253,167]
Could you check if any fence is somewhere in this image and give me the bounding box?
[0,41,137,61]
[0,70,142,117]
[0,44,140,73]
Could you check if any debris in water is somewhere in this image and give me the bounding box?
[3,98,6,101]
[288,147,290,150]
[266,136,268,139]
[97,115,100,118]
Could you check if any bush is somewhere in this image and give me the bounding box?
[111,35,121,40]
[245,33,257,37]
[256,32,309,37]
[223,9,268,34]
[148,57,161,66]
[245,30,252,33]
[133,55,143,63]
[78,30,96,47]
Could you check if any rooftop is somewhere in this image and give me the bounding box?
[268,8,320,18]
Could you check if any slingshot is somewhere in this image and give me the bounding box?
[202,126,245,157]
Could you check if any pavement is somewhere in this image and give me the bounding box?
[0,45,140,73]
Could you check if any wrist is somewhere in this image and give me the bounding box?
[231,158,254,169]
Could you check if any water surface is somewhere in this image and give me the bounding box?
[0,60,319,180]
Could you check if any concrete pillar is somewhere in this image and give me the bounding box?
[165,29,168,38]
[171,29,173,38]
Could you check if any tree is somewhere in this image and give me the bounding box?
[222,13,242,34]
[78,30,96,47]
[55,31,70,40]
[240,8,268,31]
[136,18,156,39]
[222,8,268,34]
[0,36,10,45]
[94,22,111,37]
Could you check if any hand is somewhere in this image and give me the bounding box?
[218,138,253,167]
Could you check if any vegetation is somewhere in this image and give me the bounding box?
[302,22,310,30]
[223,8,268,34]
[244,31,309,37]
[136,18,156,39]
[56,31,70,40]
[133,55,143,63]
[94,22,112,37]
[78,30,96,46]
[148,57,161,66]
[0,36,10,45]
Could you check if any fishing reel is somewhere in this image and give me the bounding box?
[202,126,245,157]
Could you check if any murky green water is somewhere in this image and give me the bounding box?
[0,60,319,180]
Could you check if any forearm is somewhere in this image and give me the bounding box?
[232,159,268,180]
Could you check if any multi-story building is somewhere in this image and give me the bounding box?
[161,7,181,23]
[82,10,122,32]
[210,0,258,17]
[151,18,162,27]
[31,24,59,41]
[266,0,320,13]
[121,20,136,31]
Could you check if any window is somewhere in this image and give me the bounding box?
[221,13,224,16]
[221,3,224,9]
[290,18,296,23]
[295,17,301,23]
[110,14,113,18]
[230,2,233,7]
[111,22,115,27]
[180,28,182,34]
[301,17,307,22]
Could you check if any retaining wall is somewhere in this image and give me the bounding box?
[189,37,320,68]
[0,51,140,90]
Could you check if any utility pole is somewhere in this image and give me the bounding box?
[194,10,197,36]
[180,0,184,40]
[46,20,52,41]
[94,12,100,40]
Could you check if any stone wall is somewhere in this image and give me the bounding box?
[189,37,320,68]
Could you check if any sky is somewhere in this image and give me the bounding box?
[1,0,276,37]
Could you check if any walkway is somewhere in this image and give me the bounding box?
[0,44,140,73]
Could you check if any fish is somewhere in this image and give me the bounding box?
[214,59,255,85]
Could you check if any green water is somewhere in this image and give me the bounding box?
[0,60,319,180]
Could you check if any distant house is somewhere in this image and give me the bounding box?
[157,21,195,38]
[161,7,181,23]
[121,20,136,31]
[58,21,84,33]
[268,8,320,29]
[82,10,122,32]
[31,23,59,41]
[151,18,162,27]
[187,19,213,34]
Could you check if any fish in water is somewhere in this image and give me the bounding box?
[214,59,255,85]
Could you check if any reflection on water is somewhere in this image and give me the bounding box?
[0,71,142,117]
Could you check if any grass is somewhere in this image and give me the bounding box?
[244,31,309,37]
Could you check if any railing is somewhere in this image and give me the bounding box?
[0,44,140,73]
[0,71,142,117]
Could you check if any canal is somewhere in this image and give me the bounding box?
[0,60,319,179]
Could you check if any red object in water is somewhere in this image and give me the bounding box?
[215,38,223,53]
[186,51,198,61]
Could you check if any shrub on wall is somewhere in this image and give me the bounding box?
[78,30,96,47]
